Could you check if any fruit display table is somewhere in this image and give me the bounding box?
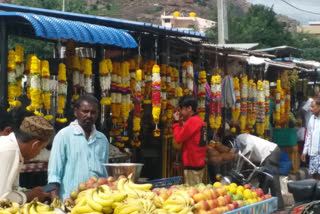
[223,197,277,214]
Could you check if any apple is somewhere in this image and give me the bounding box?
[195,201,210,211]
[197,210,209,214]
[212,207,223,214]
[244,184,251,189]
[207,199,219,209]
[70,190,78,200]
[187,187,199,197]
[221,206,229,212]
[86,178,95,185]
[226,204,235,211]
[203,188,214,200]
[210,189,218,199]
[232,201,239,209]
[223,194,232,204]
[235,200,244,207]
[90,176,98,182]
[159,192,169,201]
[92,183,99,188]
[78,182,86,192]
[97,177,108,185]
[217,196,226,206]
[216,187,226,196]
[264,194,272,199]
[256,188,264,197]
[209,209,219,214]
[107,176,115,182]
[193,192,206,203]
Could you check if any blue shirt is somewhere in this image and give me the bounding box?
[48,120,109,200]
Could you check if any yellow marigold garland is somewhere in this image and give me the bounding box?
[72,56,81,101]
[7,50,21,111]
[197,70,206,121]
[152,64,161,137]
[240,75,248,132]
[264,81,270,134]
[275,79,282,128]
[26,56,42,113]
[41,60,52,121]
[232,77,240,122]
[256,80,265,137]
[56,63,67,123]
[132,68,142,147]
[84,59,93,94]
[210,74,222,132]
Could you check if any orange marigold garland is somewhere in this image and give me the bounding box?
[264,80,270,136]
[152,64,161,137]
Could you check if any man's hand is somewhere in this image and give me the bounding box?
[26,186,50,202]
[173,111,180,121]
[301,153,307,162]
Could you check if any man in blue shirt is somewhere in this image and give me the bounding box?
[48,95,109,201]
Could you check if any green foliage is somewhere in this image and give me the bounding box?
[291,32,320,61]
[194,0,207,7]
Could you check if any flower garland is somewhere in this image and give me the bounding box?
[275,80,282,128]
[209,74,222,132]
[160,64,168,123]
[56,63,68,123]
[182,62,187,94]
[143,61,153,105]
[264,81,270,135]
[79,58,86,94]
[99,59,112,106]
[41,60,53,121]
[284,88,291,124]
[72,56,81,101]
[25,54,34,100]
[129,59,136,93]
[240,75,248,133]
[152,64,161,137]
[7,50,21,111]
[197,70,206,121]
[132,68,142,147]
[84,59,93,94]
[248,80,257,131]
[26,56,42,113]
[186,61,194,95]
[120,61,131,142]
[256,80,265,137]
[15,45,24,100]
[232,77,240,122]
[165,66,174,137]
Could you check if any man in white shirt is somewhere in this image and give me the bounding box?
[0,116,53,204]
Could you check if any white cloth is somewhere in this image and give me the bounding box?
[303,115,320,156]
[236,134,277,164]
[0,133,27,204]
[302,98,313,128]
[296,127,306,141]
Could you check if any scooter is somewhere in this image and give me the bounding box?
[287,179,320,214]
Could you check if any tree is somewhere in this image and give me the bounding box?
[291,32,320,61]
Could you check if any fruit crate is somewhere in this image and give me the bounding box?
[148,176,182,189]
[223,197,278,214]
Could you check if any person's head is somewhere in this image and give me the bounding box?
[0,108,13,136]
[178,95,197,120]
[16,116,54,160]
[74,95,99,132]
[311,96,320,117]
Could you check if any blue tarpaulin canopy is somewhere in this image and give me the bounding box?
[0,12,137,48]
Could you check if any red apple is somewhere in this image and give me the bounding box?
[207,199,218,209]
[232,201,239,209]
[223,194,232,204]
[256,188,264,197]
[216,187,226,196]
[92,183,99,188]
[78,182,86,192]
[221,206,229,212]
[86,178,95,185]
[235,200,244,207]
[212,207,223,214]
[203,188,214,200]
[187,187,199,197]
[244,184,251,189]
[107,176,115,182]
[193,193,206,203]
[70,190,78,200]
[195,201,210,211]
[226,204,235,211]
[217,196,226,206]
[264,194,272,199]
[210,189,218,199]
[97,177,108,185]
[209,210,219,214]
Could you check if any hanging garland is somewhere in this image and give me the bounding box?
[56,63,68,123]
[15,45,24,101]
[256,80,265,137]
[120,61,131,142]
[84,59,93,94]
[275,79,282,128]
[41,60,52,121]
[186,61,194,95]
[284,88,291,124]
[197,70,206,121]
[79,58,86,95]
[132,68,142,147]
[240,75,248,133]
[25,54,34,100]
[248,80,257,132]
[7,50,21,111]
[160,64,168,124]
[264,80,270,136]
[165,66,174,137]
[152,64,161,137]
[143,61,153,105]
[99,59,112,107]
[209,74,222,132]
[72,56,81,101]
[26,56,42,114]
[232,77,240,123]
[182,62,187,94]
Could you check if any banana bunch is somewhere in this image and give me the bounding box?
[50,198,64,211]
[0,199,20,214]
[113,198,156,214]
[71,185,127,214]
[22,200,59,214]
[162,191,194,214]
[117,177,153,192]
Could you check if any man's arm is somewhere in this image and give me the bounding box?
[173,118,200,144]
[302,118,312,162]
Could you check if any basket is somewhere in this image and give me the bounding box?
[148,176,182,189]
[223,197,278,214]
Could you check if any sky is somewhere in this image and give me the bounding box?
[246,0,320,25]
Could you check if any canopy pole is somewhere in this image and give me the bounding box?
[0,19,8,108]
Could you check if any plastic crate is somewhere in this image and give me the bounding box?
[223,197,278,214]
[148,176,182,189]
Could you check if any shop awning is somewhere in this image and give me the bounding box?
[0,12,137,48]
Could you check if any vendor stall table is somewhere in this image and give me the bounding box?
[224,197,278,214]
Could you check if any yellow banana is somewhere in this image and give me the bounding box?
[29,202,38,214]
[111,202,121,209]
[166,205,184,213]
[102,206,113,214]
[116,178,128,192]
[117,205,141,214]
[178,207,192,214]
[110,191,127,202]
[99,185,111,193]
[74,197,86,207]
[22,202,32,214]
[38,211,60,214]
[163,199,183,207]
[5,202,20,214]
[153,195,163,208]
[86,189,103,212]
[127,180,152,191]
[0,210,12,214]
[71,204,94,214]
[92,190,114,207]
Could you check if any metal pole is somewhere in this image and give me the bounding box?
[0,19,8,108]
[217,0,228,44]
[62,0,65,11]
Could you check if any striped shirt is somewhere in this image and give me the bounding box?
[48,120,109,200]
[303,115,320,156]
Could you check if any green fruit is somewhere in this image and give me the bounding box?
[227,191,233,196]
[206,184,213,188]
